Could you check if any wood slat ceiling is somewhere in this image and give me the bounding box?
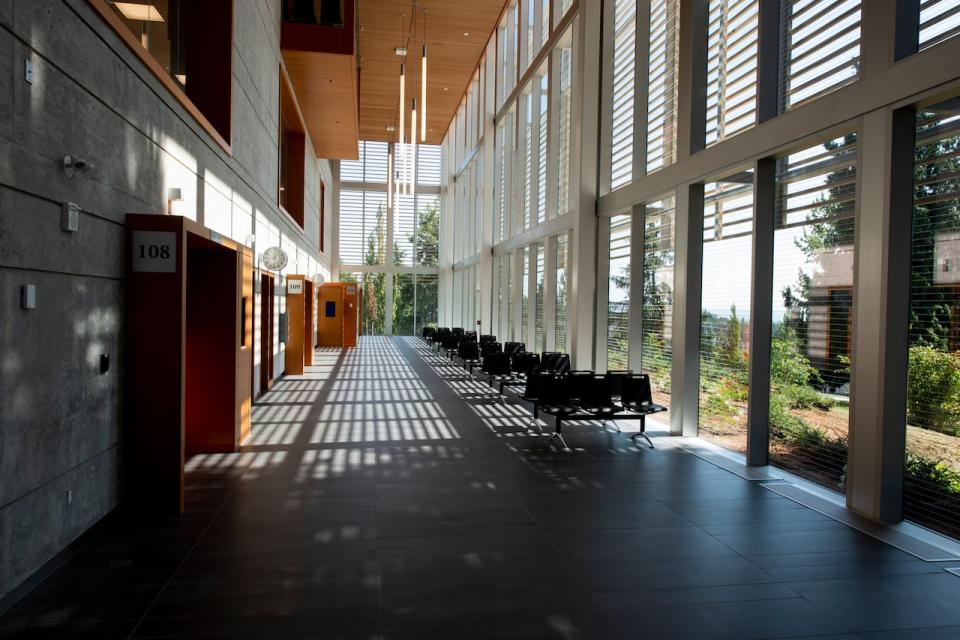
[358,0,507,146]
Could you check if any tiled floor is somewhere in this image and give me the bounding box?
[3,336,960,639]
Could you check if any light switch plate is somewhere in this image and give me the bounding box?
[62,202,80,232]
[24,59,33,84]
[21,284,36,309]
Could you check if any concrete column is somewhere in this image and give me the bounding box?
[847,107,915,522]
[568,0,602,369]
[747,158,776,465]
[670,183,704,436]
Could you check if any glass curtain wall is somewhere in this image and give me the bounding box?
[608,214,632,369]
[535,242,546,351]
[556,234,568,352]
[642,195,675,409]
[699,172,755,453]
[906,107,960,539]
[768,135,858,492]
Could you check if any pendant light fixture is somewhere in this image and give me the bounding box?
[399,60,406,194]
[387,142,394,209]
[410,97,417,197]
[421,9,428,142]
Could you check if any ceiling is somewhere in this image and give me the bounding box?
[357,0,507,146]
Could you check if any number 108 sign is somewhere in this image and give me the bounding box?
[132,231,177,273]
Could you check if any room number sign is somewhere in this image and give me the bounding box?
[287,279,304,295]
[131,231,177,273]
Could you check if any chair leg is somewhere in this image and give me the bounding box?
[631,431,654,449]
[551,433,568,450]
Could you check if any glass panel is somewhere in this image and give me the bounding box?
[556,233,568,353]
[905,108,960,540]
[611,0,636,190]
[556,28,574,215]
[608,214,632,370]
[699,171,754,454]
[781,0,861,110]
[769,135,857,492]
[646,0,681,173]
[393,273,415,335]
[706,0,759,146]
[537,68,549,225]
[521,82,535,229]
[642,194,675,410]
[521,246,530,348]
[920,0,960,49]
[415,194,440,267]
[415,273,439,332]
[505,251,516,341]
[535,242,546,351]
[395,193,415,266]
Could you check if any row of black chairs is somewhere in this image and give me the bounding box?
[420,331,666,450]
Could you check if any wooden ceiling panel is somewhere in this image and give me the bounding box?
[283,50,360,160]
[358,0,507,145]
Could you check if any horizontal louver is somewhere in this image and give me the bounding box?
[646,0,680,173]
[920,0,960,50]
[706,0,759,147]
[610,0,636,190]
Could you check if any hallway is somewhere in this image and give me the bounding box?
[3,337,960,639]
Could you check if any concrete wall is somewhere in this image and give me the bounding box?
[0,0,335,602]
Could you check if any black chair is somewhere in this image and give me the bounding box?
[442,333,461,360]
[458,340,481,375]
[452,327,465,336]
[479,334,497,345]
[564,370,595,402]
[422,326,436,340]
[464,330,478,342]
[432,328,451,351]
[480,351,514,402]
[540,352,563,372]
[537,374,581,449]
[503,342,525,357]
[520,370,552,432]
[580,375,621,431]
[604,369,634,401]
[511,352,541,379]
[554,354,572,374]
[620,374,667,448]
[472,341,501,376]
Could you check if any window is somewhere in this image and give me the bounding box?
[320,180,325,253]
[521,81,535,229]
[706,0,759,146]
[537,68,549,224]
[338,186,387,267]
[781,0,861,110]
[610,0,637,190]
[504,251,515,341]
[393,273,416,335]
[556,28,574,215]
[94,0,233,145]
[642,194,675,410]
[415,274,439,331]
[769,135,857,493]
[279,72,306,227]
[555,233,568,352]
[555,0,573,26]
[495,110,516,241]
[608,214,632,370]
[535,242,546,351]
[905,107,960,540]
[699,171,754,454]
[521,246,530,347]
[646,0,681,173]
[497,2,519,108]
[920,0,960,49]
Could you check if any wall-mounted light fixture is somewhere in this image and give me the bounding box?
[167,187,185,215]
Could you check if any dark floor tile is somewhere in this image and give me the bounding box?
[788,572,960,632]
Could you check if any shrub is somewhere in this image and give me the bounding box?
[907,346,960,434]
[781,384,835,410]
[771,338,821,388]
[905,454,960,495]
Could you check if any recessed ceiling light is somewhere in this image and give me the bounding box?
[386,125,396,132]
[463,32,469,36]
[113,2,165,21]
[443,87,448,91]
[395,47,407,56]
